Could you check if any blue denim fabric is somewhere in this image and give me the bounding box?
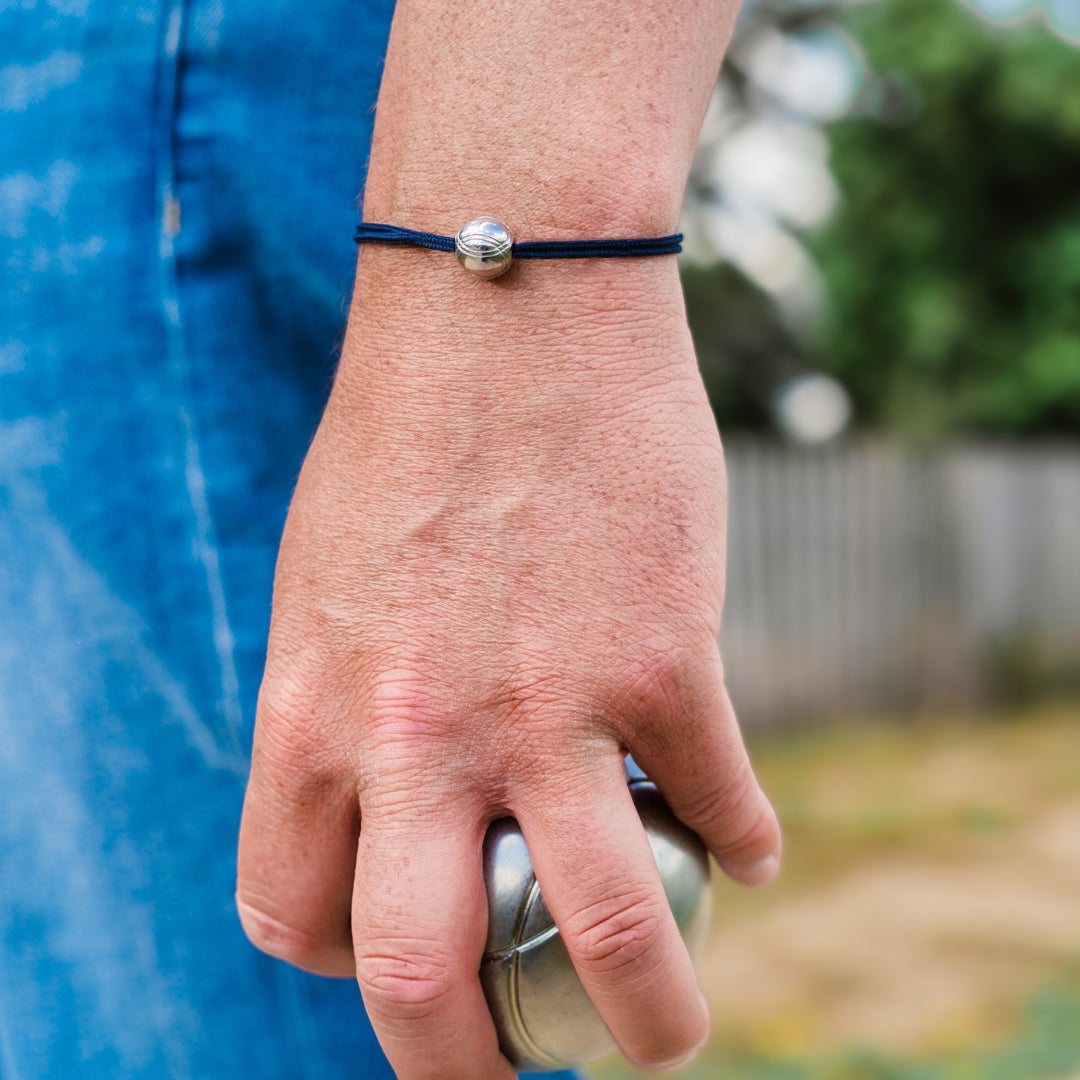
[0,3,578,1077]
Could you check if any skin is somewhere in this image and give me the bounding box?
[236,1,782,1077]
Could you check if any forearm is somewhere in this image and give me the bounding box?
[361,0,739,239]
[332,0,741,480]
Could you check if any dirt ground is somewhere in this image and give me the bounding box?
[595,704,1080,1075]
[703,797,1080,1059]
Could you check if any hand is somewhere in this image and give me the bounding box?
[236,249,781,1079]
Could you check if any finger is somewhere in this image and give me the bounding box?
[516,756,710,1069]
[236,706,359,977]
[631,657,782,886]
[352,797,515,1080]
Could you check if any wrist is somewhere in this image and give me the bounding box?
[327,250,706,479]
[341,244,691,388]
[360,169,686,247]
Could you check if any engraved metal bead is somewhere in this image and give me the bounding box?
[455,217,515,278]
[480,762,712,1070]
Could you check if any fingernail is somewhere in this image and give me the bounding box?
[721,853,780,886]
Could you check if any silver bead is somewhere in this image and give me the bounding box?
[455,217,514,278]
[480,763,712,1070]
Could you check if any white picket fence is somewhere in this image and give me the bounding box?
[720,440,1080,727]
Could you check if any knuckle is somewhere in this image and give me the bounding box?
[259,656,328,724]
[236,896,343,974]
[254,668,361,787]
[256,674,329,763]
[671,763,779,864]
[355,944,457,1022]
[720,798,780,864]
[608,639,719,736]
[671,759,757,835]
[365,667,453,743]
[564,889,665,976]
[617,649,688,723]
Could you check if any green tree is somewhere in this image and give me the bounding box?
[812,0,1080,437]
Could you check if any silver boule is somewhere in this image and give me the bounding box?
[455,217,514,278]
[480,761,711,1071]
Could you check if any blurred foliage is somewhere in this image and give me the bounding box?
[815,0,1080,438]
[686,0,1080,438]
[985,629,1080,704]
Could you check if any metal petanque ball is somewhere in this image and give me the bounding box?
[480,761,712,1071]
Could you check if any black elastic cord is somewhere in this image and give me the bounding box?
[353,223,682,259]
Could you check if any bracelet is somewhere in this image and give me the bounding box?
[354,216,683,280]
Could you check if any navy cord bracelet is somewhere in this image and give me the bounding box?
[354,217,682,280]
